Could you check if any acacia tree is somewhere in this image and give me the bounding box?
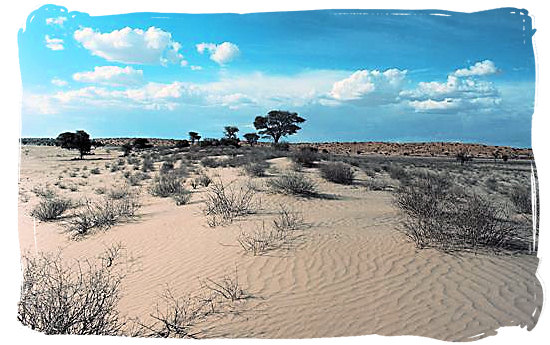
[189,132,201,145]
[223,126,239,140]
[243,133,260,147]
[253,110,305,144]
[55,130,92,159]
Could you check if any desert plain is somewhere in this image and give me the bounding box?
[17,142,541,340]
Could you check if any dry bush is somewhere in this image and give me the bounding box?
[149,174,185,197]
[237,223,276,256]
[243,161,269,177]
[267,171,317,197]
[238,215,303,256]
[200,267,249,302]
[31,197,72,221]
[509,184,532,214]
[31,185,56,199]
[18,246,127,335]
[290,147,318,168]
[172,190,192,206]
[107,185,132,200]
[197,173,212,187]
[90,167,101,175]
[203,179,257,227]
[135,289,217,338]
[273,204,304,232]
[395,173,526,253]
[126,171,150,186]
[319,162,354,185]
[142,157,154,172]
[64,197,140,237]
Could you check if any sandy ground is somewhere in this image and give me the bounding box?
[17,145,541,341]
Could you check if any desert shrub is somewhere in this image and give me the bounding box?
[107,186,132,200]
[126,172,150,186]
[272,205,304,232]
[142,157,154,172]
[395,174,524,253]
[31,185,56,199]
[238,215,302,256]
[160,161,174,174]
[172,190,192,206]
[64,197,140,237]
[201,157,223,168]
[272,142,290,151]
[90,167,101,174]
[200,268,249,302]
[31,197,72,221]
[485,177,499,192]
[364,178,392,191]
[509,184,532,214]
[387,164,410,183]
[243,161,269,177]
[267,171,317,197]
[18,247,127,335]
[319,162,354,185]
[149,175,185,197]
[136,289,216,338]
[196,173,212,187]
[237,223,275,256]
[203,180,257,227]
[290,147,318,168]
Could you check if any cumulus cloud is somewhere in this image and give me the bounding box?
[400,75,498,101]
[196,42,240,65]
[45,35,64,51]
[190,65,203,71]
[453,60,498,77]
[73,66,143,86]
[51,78,68,87]
[73,27,185,66]
[402,61,501,114]
[327,68,407,105]
[46,16,67,26]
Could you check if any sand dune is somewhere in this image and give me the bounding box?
[17,146,541,340]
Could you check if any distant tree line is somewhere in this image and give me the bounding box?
[45,109,306,159]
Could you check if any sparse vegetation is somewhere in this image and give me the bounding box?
[319,162,354,185]
[203,180,258,227]
[394,173,527,253]
[64,197,140,237]
[18,247,127,335]
[267,171,317,197]
[149,175,185,197]
[31,197,72,221]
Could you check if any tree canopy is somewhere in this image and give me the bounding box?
[243,133,260,146]
[55,130,92,159]
[253,110,305,144]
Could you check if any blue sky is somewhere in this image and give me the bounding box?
[18,5,536,147]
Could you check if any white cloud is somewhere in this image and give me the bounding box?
[23,94,58,115]
[401,75,499,101]
[190,65,203,71]
[328,68,407,105]
[45,35,64,51]
[196,42,240,65]
[73,27,185,66]
[408,98,460,112]
[46,16,67,26]
[26,70,348,114]
[73,66,143,86]
[453,60,498,77]
[51,78,68,87]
